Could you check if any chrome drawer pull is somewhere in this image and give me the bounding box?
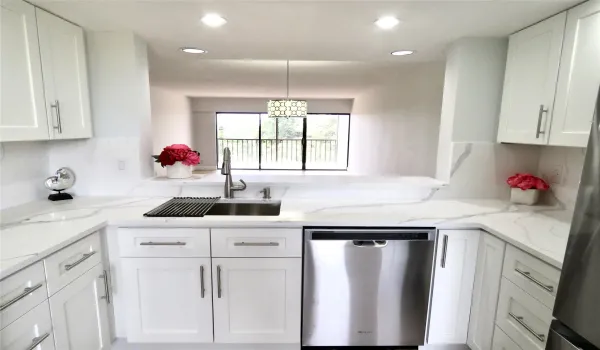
[0,283,43,311]
[509,312,546,342]
[26,332,50,350]
[217,265,222,298]
[233,242,279,247]
[139,241,186,246]
[440,235,449,268]
[536,104,548,138]
[100,270,110,304]
[515,268,554,292]
[200,266,205,298]
[65,251,96,271]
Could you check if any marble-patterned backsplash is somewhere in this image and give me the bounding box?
[537,146,586,210]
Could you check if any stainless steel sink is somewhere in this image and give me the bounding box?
[205,200,281,216]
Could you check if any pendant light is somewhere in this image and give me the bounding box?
[267,61,308,118]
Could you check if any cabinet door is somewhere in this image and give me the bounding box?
[212,258,301,343]
[549,1,600,147]
[121,258,213,343]
[468,234,507,350]
[492,326,523,350]
[428,230,480,344]
[0,0,49,141]
[37,8,92,140]
[0,300,55,350]
[49,263,111,350]
[498,13,566,145]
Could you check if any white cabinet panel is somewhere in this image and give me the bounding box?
[468,233,506,350]
[122,258,213,343]
[428,230,480,344]
[117,228,211,258]
[498,12,566,145]
[212,258,301,343]
[37,8,92,139]
[211,228,302,257]
[0,300,55,350]
[0,0,49,141]
[49,263,111,350]
[550,0,600,147]
[0,262,47,330]
[492,326,523,350]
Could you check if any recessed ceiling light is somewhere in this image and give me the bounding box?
[375,16,400,29]
[391,50,414,56]
[201,13,227,27]
[180,47,207,54]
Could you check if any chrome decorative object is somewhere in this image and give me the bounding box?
[44,167,76,201]
[267,61,308,118]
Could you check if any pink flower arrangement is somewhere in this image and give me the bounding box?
[507,173,550,191]
[153,144,200,167]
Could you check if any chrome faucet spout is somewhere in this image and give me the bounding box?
[222,147,246,198]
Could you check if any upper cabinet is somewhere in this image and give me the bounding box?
[0,0,92,142]
[550,1,600,147]
[497,13,566,145]
[498,0,600,148]
[37,9,93,139]
[0,0,50,141]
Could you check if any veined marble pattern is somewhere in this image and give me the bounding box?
[0,194,572,279]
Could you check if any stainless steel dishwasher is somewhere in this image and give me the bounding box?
[302,227,436,348]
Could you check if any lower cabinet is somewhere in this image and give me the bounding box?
[428,230,480,344]
[468,233,507,350]
[121,258,213,343]
[49,263,111,350]
[0,300,55,350]
[492,326,523,350]
[212,258,302,343]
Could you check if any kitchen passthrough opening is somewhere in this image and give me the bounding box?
[216,113,350,170]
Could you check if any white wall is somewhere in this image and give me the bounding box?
[0,142,49,209]
[150,87,193,175]
[538,146,586,209]
[47,31,154,195]
[189,97,353,167]
[348,62,446,176]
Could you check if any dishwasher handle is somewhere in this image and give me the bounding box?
[353,240,388,248]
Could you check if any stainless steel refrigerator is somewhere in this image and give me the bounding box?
[546,87,600,350]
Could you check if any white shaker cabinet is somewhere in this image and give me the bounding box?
[212,258,302,344]
[121,258,214,343]
[0,300,55,350]
[468,233,507,350]
[497,12,566,145]
[428,230,480,344]
[37,8,93,139]
[0,0,49,141]
[549,0,600,147]
[49,263,111,350]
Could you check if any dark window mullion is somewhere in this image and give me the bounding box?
[301,117,307,170]
[258,113,262,170]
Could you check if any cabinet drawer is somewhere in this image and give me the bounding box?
[211,228,302,257]
[0,262,47,330]
[0,300,55,350]
[492,326,523,350]
[502,245,560,308]
[44,232,102,296]
[496,278,552,350]
[118,228,210,257]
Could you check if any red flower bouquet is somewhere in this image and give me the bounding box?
[506,173,549,191]
[153,144,200,167]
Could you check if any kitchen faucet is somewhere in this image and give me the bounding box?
[221,147,246,198]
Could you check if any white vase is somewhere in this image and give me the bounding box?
[166,161,193,179]
[510,188,540,205]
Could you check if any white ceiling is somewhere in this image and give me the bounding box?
[31,0,580,97]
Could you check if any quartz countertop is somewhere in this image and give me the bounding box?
[0,196,572,279]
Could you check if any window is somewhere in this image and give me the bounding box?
[216,113,350,170]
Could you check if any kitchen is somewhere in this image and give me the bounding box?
[0,0,599,350]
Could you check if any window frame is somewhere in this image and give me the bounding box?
[215,112,350,171]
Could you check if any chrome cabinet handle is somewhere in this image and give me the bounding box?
[234,242,279,247]
[26,333,50,350]
[536,104,548,139]
[217,265,222,298]
[51,100,62,134]
[200,266,205,298]
[509,312,546,342]
[440,235,449,268]
[139,241,186,246]
[515,268,554,292]
[0,283,43,311]
[65,251,96,271]
[99,270,110,303]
